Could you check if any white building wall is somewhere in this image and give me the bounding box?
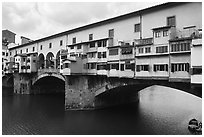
[67,16,140,46]
[142,3,202,38]
[191,45,202,67]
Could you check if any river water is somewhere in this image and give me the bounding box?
[2,85,202,135]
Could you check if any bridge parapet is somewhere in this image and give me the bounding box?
[38,68,60,75]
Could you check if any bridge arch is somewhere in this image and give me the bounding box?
[95,82,193,98]
[32,73,65,94]
[2,74,14,87]
[93,79,201,108]
[38,53,45,69]
[46,52,55,68]
[32,73,65,85]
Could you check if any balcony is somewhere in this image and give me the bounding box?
[170,28,201,41]
[134,38,153,46]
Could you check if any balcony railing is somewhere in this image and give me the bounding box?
[134,38,153,46]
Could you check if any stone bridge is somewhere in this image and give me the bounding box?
[4,69,202,110]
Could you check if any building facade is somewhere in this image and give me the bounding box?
[7,2,202,84]
[2,30,16,75]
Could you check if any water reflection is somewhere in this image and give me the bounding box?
[2,85,202,135]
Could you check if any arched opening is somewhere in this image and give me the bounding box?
[38,53,45,69]
[95,85,140,109]
[46,52,55,69]
[56,50,60,69]
[32,76,65,94]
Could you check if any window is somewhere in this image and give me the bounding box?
[156,46,168,53]
[109,49,118,56]
[163,30,168,37]
[98,52,106,58]
[155,31,161,38]
[98,52,101,58]
[102,40,107,47]
[20,50,22,54]
[33,47,35,51]
[108,29,114,38]
[22,58,26,62]
[111,63,119,70]
[167,16,176,26]
[89,42,95,48]
[98,40,107,47]
[89,34,93,41]
[73,37,76,44]
[60,40,63,46]
[98,41,102,47]
[33,60,36,63]
[10,52,12,56]
[138,48,144,54]
[145,47,151,53]
[120,64,124,71]
[125,64,132,70]
[21,66,26,69]
[87,63,96,69]
[171,63,189,72]
[26,48,28,53]
[49,43,52,48]
[27,66,30,69]
[70,46,74,49]
[191,67,202,75]
[136,65,149,71]
[171,42,191,52]
[88,52,96,58]
[77,45,81,49]
[121,47,132,55]
[65,63,69,68]
[6,53,8,56]
[2,52,5,56]
[97,64,107,70]
[153,64,168,71]
[102,52,106,58]
[134,23,141,32]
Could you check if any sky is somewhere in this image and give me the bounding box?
[2,2,164,44]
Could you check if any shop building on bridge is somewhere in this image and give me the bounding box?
[6,2,202,84]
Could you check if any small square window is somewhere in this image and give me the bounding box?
[89,34,93,41]
[60,40,63,46]
[49,43,52,48]
[73,37,76,44]
[108,29,114,38]
[134,23,141,32]
[167,16,176,26]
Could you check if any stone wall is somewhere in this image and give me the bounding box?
[13,73,34,94]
